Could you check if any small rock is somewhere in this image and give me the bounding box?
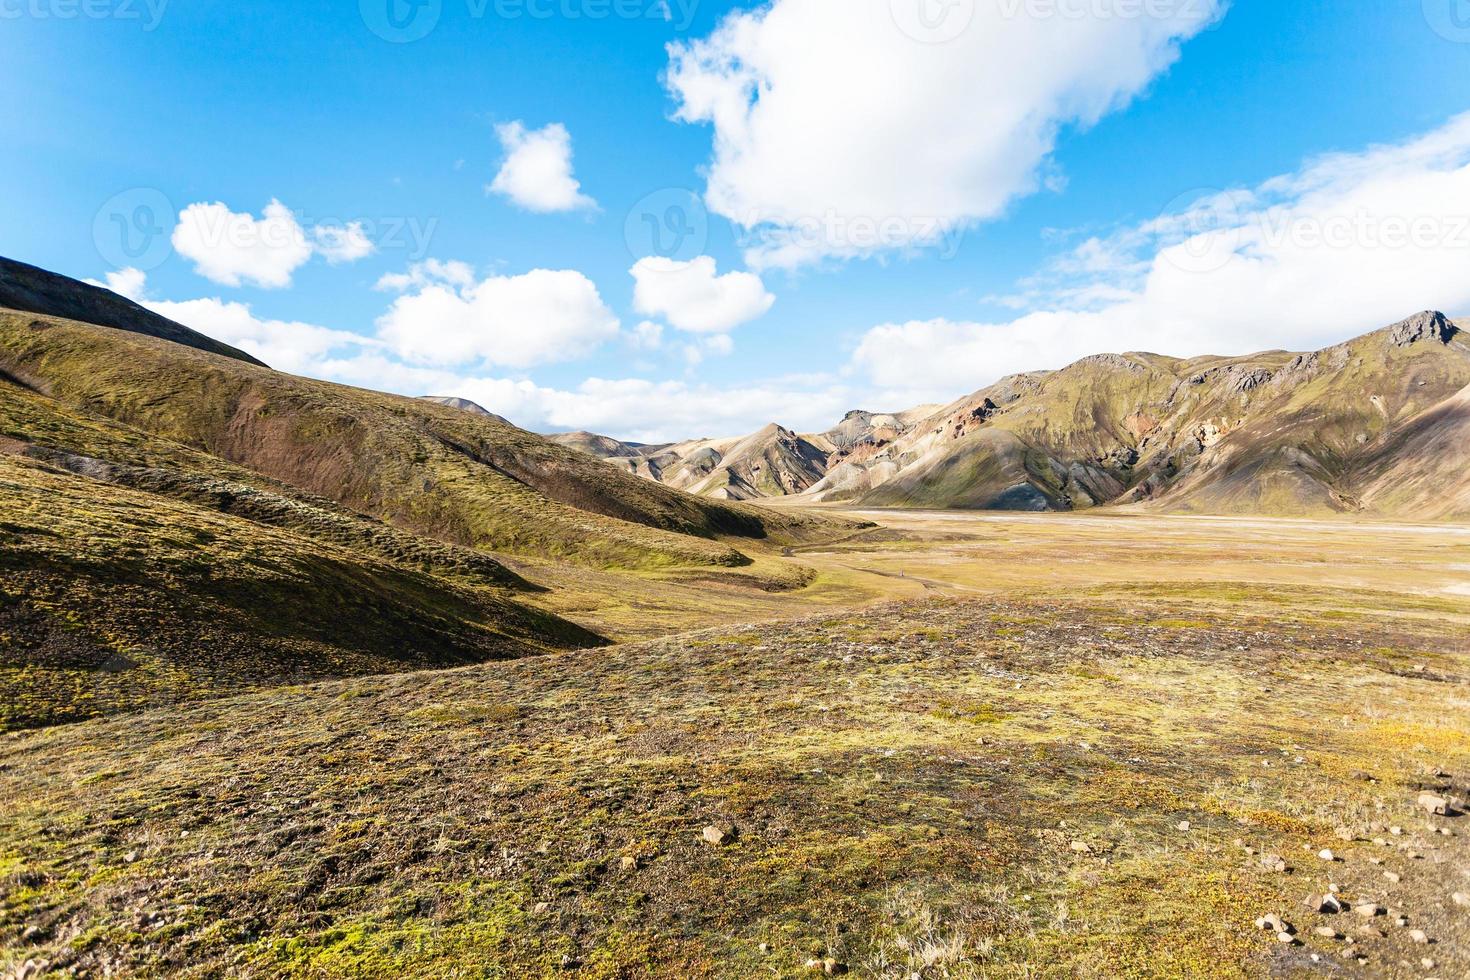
[1422,958,1437,970]
[1410,929,1429,944]
[1383,871,1400,883]
[1312,926,1341,939]
[619,856,637,872]
[1453,892,1470,908]
[1353,903,1383,919]
[1276,931,1297,945]
[1318,849,1337,862]
[1394,915,1410,928]
[123,850,138,864]
[561,954,580,969]
[21,926,43,943]
[533,902,550,915]
[823,960,848,975]
[1358,925,1386,939]
[1177,820,1191,832]
[1372,837,1388,847]
[1419,793,1450,816]
[1390,826,1404,836]
[1256,913,1287,932]
[1319,895,1345,915]
[758,943,770,954]
[1334,827,1355,842]
[702,825,733,847]
[1259,853,1288,872]
[1070,840,1093,855]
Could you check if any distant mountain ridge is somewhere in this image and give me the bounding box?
[538,312,1470,520]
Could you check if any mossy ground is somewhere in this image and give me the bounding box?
[2,585,1465,978]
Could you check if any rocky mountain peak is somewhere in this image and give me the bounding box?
[1388,311,1456,348]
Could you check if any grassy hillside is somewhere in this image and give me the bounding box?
[0,452,600,731]
[850,313,1470,518]
[2,587,1465,977]
[0,310,844,570]
[0,257,264,366]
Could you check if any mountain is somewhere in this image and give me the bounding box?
[545,313,1469,520]
[420,395,512,425]
[825,312,1470,519]
[0,256,265,366]
[0,260,855,725]
[547,408,937,501]
[0,307,840,572]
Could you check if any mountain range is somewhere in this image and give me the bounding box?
[540,312,1470,520]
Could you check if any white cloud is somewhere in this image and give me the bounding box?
[172,200,374,288]
[666,0,1223,269]
[629,320,665,350]
[88,268,377,374]
[488,121,597,213]
[630,256,775,333]
[376,263,620,369]
[851,113,1470,404]
[313,221,376,264]
[375,259,477,292]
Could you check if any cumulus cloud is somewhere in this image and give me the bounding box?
[313,221,376,264]
[172,200,376,288]
[850,113,1470,404]
[666,0,1223,268]
[630,256,774,333]
[488,121,597,213]
[87,268,377,374]
[375,261,620,369]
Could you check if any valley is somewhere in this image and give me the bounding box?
[1,261,1467,979]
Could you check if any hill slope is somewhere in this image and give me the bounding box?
[0,309,841,570]
[0,256,265,366]
[818,312,1470,519]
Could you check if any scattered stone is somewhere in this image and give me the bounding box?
[1410,929,1429,944]
[1256,913,1288,933]
[1419,793,1450,816]
[533,902,550,915]
[1259,853,1288,872]
[1390,826,1404,836]
[1422,958,1437,970]
[823,960,848,975]
[1319,895,1345,915]
[1334,827,1355,842]
[1276,931,1297,945]
[1453,892,1470,908]
[1394,916,1410,928]
[619,856,638,872]
[1318,849,1338,862]
[758,943,770,954]
[1372,837,1389,847]
[123,850,138,864]
[1384,871,1401,883]
[21,926,43,943]
[702,825,733,847]
[1353,903,1384,919]
[1070,840,1093,855]
[1358,926,1386,939]
[1312,926,1341,940]
[1176,820,1191,832]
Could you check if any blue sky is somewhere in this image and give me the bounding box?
[3,0,1470,440]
